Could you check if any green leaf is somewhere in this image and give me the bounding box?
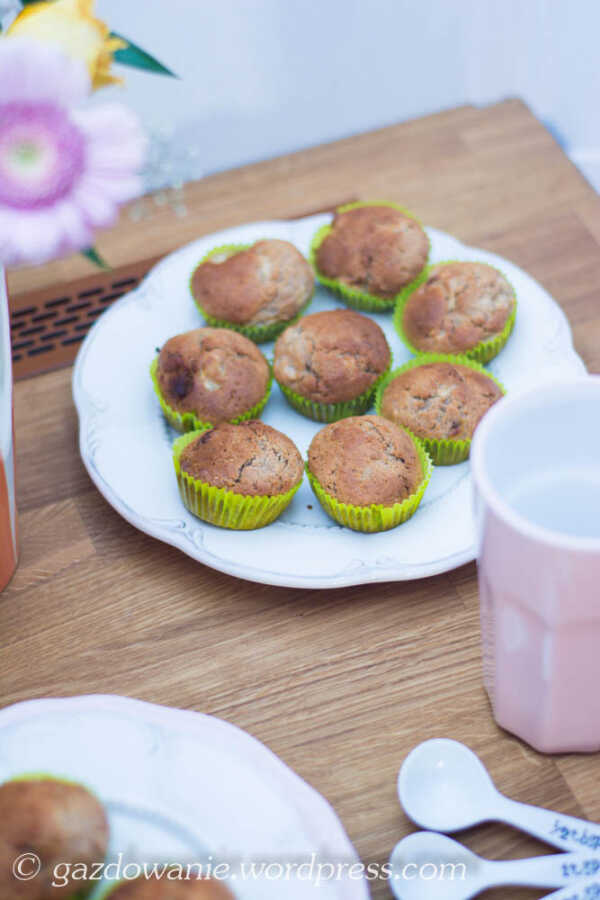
[81,246,110,270]
[111,33,177,77]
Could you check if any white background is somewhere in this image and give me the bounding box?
[95,0,600,190]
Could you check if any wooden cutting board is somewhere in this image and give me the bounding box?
[5,99,600,900]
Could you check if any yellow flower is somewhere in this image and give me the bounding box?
[7,0,126,89]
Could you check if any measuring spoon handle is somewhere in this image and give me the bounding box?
[488,851,600,890]
[498,796,600,854]
[542,878,600,900]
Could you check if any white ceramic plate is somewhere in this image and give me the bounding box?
[0,695,368,899]
[73,214,585,589]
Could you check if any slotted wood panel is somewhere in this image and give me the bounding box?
[4,100,600,900]
[9,259,159,378]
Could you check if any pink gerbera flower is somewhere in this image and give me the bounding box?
[0,38,146,265]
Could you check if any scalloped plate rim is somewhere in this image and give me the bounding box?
[0,694,369,899]
[73,216,585,589]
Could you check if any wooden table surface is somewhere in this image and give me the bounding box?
[4,99,600,899]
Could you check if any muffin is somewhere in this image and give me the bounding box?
[190,239,314,342]
[310,202,429,311]
[173,420,304,529]
[151,328,271,432]
[0,777,108,899]
[396,261,516,363]
[273,309,392,422]
[376,355,505,464]
[306,415,432,532]
[106,876,233,899]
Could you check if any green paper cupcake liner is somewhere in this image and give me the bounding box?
[150,356,272,433]
[309,201,431,313]
[276,351,393,423]
[7,772,84,786]
[394,259,517,364]
[190,242,314,343]
[173,430,302,529]
[375,352,506,465]
[306,430,432,533]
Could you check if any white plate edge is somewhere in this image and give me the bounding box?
[0,693,370,899]
[72,218,587,589]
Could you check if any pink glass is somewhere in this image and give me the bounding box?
[0,268,17,592]
[471,377,600,753]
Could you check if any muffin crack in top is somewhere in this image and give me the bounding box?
[360,417,408,465]
[234,455,257,484]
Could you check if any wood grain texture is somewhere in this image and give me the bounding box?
[3,100,600,899]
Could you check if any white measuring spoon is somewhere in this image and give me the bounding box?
[388,832,600,900]
[542,879,600,900]
[399,739,600,853]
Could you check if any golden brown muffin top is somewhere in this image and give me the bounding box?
[380,361,503,442]
[108,875,234,900]
[308,415,422,507]
[191,239,314,326]
[316,205,429,298]
[273,309,390,404]
[156,328,270,423]
[179,421,303,497]
[402,262,515,354]
[0,779,108,900]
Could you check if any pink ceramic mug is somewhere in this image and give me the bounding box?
[471,376,600,753]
